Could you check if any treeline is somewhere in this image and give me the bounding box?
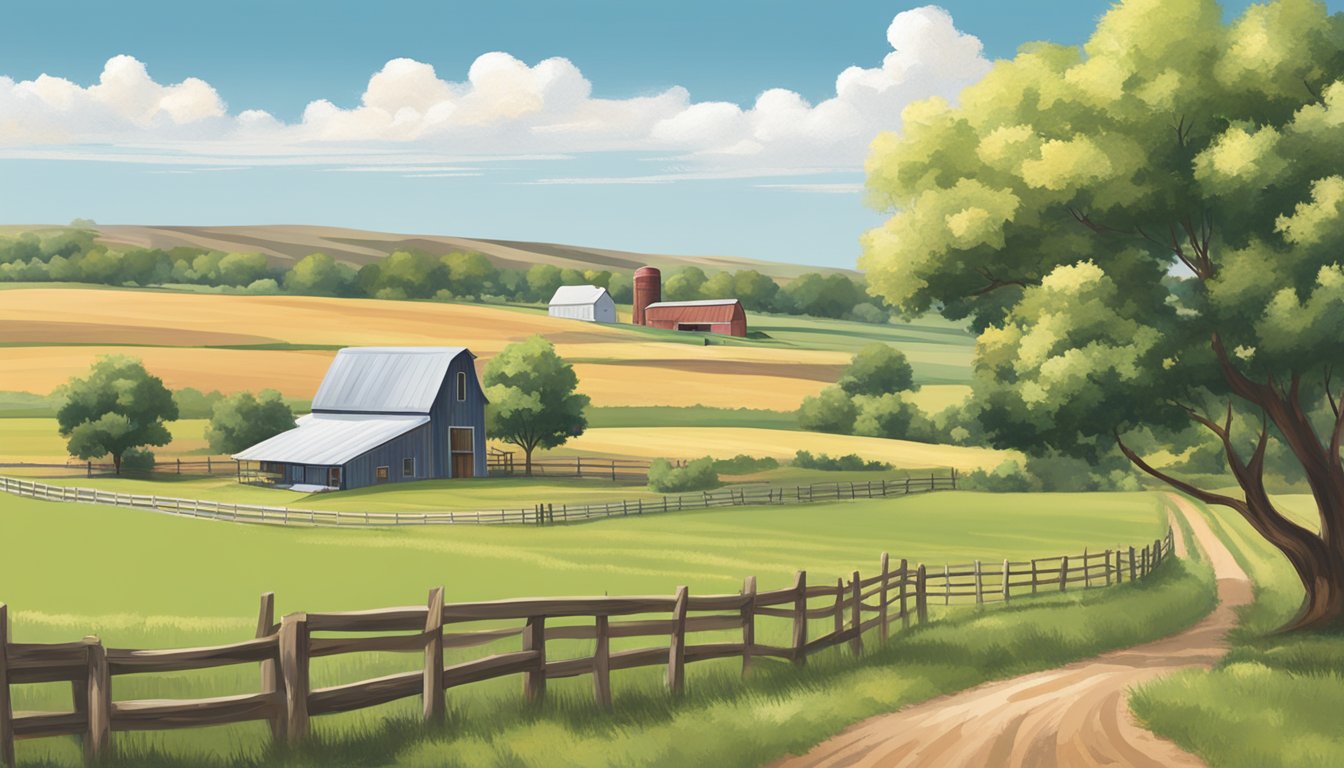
[0,228,890,322]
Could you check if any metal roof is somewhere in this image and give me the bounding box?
[644,299,741,308]
[311,347,467,414]
[232,413,429,465]
[549,285,611,306]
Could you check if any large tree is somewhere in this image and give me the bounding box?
[862,0,1344,630]
[205,390,296,454]
[483,336,590,475]
[57,356,179,474]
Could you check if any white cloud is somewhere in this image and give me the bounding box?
[0,6,989,181]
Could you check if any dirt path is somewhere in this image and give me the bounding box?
[773,494,1251,768]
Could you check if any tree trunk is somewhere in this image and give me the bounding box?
[112,453,121,476]
[524,446,534,477]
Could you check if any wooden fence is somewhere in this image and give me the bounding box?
[0,473,957,528]
[0,459,239,478]
[485,452,652,481]
[0,527,1175,767]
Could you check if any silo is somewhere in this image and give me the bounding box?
[633,266,662,325]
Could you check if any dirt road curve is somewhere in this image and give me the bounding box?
[773,495,1251,768]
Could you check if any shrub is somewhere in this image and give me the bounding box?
[797,385,858,433]
[792,450,892,471]
[712,454,780,475]
[120,447,157,473]
[847,302,890,324]
[648,456,719,492]
[839,343,915,396]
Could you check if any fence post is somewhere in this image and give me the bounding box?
[83,636,111,763]
[849,571,863,656]
[423,587,445,723]
[278,612,310,745]
[1155,538,1163,567]
[523,616,546,703]
[1129,546,1137,581]
[1084,548,1091,588]
[0,605,13,768]
[255,592,285,742]
[899,558,910,630]
[611,460,617,481]
[667,586,688,695]
[974,560,984,606]
[832,578,844,640]
[741,576,756,677]
[87,460,92,477]
[593,615,612,708]
[878,553,890,644]
[1060,556,1070,592]
[1002,559,1011,604]
[1105,550,1113,586]
[943,564,951,606]
[915,564,928,624]
[791,571,808,666]
[177,458,181,475]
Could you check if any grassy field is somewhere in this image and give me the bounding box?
[0,490,1204,767]
[0,286,971,410]
[1130,498,1344,768]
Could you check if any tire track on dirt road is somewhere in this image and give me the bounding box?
[772,494,1250,768]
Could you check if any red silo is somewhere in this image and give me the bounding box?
[633,266,661,325]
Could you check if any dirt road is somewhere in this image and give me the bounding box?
[773,495,1250,768]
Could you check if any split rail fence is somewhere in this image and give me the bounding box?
[0,473,957,528]
[0,527,1174,767]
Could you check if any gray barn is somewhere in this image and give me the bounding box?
[233,347,487,490]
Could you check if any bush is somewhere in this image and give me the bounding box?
[852,393,936,441]
[121,447,156,473]
[712,454,779,475]
[648,456,719,492]
[839,344,915,396]
[797,386,858,433]
[793,450,892,471]
[960,455,1143,492]
[847,302,890,324]
[206,390,296,454]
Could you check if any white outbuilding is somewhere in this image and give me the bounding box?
[547,284,617,323]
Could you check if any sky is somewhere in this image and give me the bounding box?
[0,1,1338,267]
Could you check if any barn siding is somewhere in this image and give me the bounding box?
[342,423,434,489]
[428,353,489,478]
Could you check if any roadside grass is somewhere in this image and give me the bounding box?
[586,405,797,430]
[61,539,1214,768]
[1130,498,1344,768]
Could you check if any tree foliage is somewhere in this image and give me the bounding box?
[839,344,916,396]
[861,0,1344,630]
[56,356,179,473]
[483,336,590,474]
[205,390,296,454]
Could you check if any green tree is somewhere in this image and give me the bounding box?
[699,271,736,300]
[483,336,590,475]
[525,264,563,302]
[284,252,357,296]
[796,385,858,434]
[443,251,498,297]
[733,270,781,310]
[663,267,708,301]
[56,356,179,474]
[607,271,634,303]
[839,343,916,396]
[861,0,1344,630]
[205,390,296,454]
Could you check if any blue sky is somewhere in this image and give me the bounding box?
[0,1,1337,267]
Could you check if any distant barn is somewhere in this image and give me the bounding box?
[548,285,617,323]
[643,299,747,337]
[233,347,487,490]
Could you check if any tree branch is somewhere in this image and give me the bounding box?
[1114,430,1248,512]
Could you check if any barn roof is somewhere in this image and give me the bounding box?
[549,285,610,306]
[311,347,468,414]
[644,299,744,323]
[232,413,429,465]
[645,299,740,308]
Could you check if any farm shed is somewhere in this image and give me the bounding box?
[233,346,487,490]
[548,284,617,323]
[643,299,747,337]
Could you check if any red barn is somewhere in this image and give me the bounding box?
[643,299,747,337]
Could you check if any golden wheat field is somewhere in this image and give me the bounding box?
[0,288,847,408]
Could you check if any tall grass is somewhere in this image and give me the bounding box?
[1130,499,1344,768]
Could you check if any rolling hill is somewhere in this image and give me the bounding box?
[78,224,853,278]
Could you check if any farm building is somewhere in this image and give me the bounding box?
[644,299,748,337]
[548,284,617,323]
[233,346,487,490]
[631,266,748,337]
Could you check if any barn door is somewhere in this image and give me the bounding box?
[450,427,475,478]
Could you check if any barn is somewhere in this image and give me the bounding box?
[643,299,748,337]
[548,285,617,323]
[233,346,487,490]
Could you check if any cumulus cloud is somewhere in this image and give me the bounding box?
[0,6,989,181]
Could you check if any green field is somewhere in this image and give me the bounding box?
[0,490,1181,767]
[1131,498,1344,768]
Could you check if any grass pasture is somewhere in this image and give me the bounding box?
[1130,499,1344,768]
[0,490,1181,767]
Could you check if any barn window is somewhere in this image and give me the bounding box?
[403,457,415,477]
[457,371,467,401]
[375,466,389,483]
